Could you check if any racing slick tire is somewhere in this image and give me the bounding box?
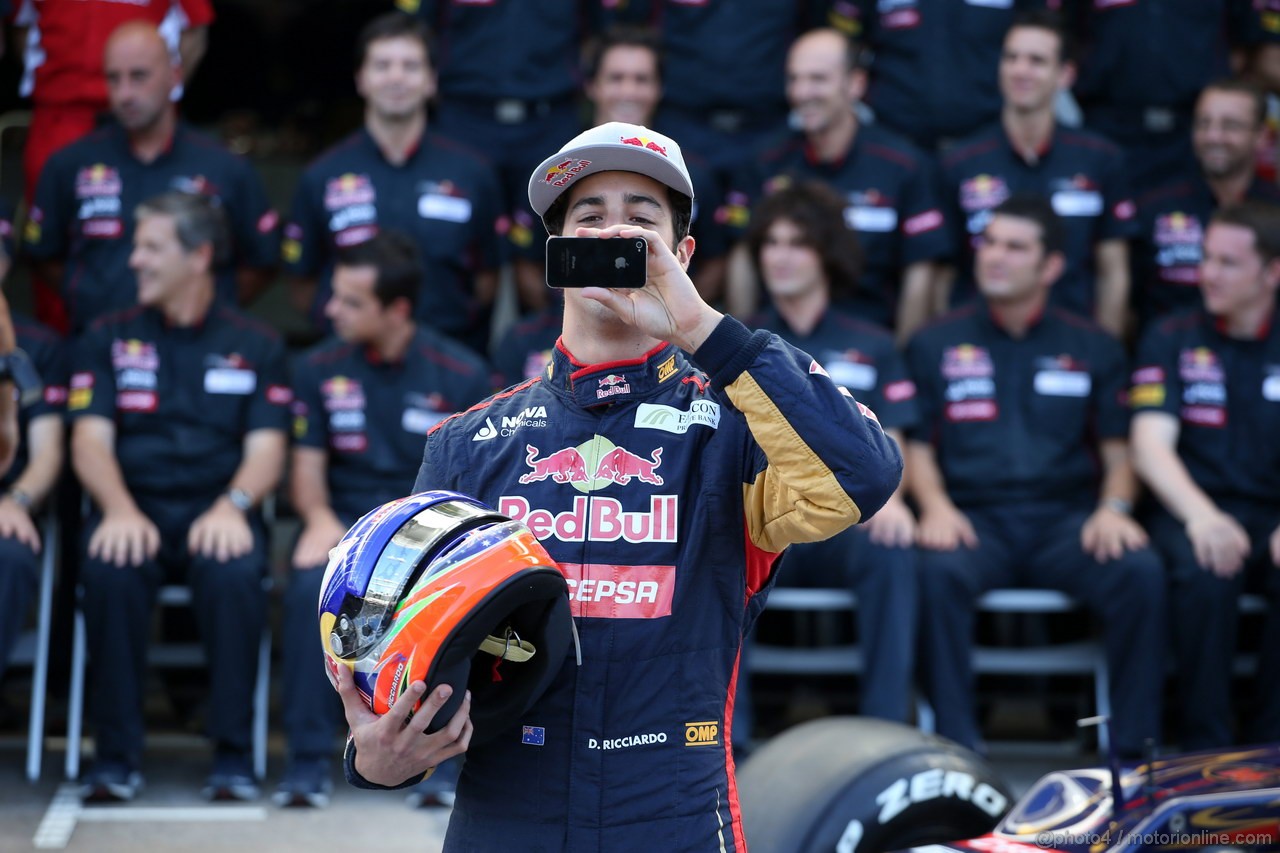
[738,716,1012,853]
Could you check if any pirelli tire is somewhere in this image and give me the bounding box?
[738,717,1012,853]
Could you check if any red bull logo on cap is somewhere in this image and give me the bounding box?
[619,135,668,157]
[518,435,665,493]
[543,158,593,188]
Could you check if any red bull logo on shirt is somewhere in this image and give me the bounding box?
[1178,347,1223,383]
[111,339,159,371]
[75,164,122,198]
[324,173,376,209]
[941,344,994,379]
[519,436,665,491]
[321,376,366,412]
[959,174,1009,213]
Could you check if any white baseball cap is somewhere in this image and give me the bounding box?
[527,122,695,217]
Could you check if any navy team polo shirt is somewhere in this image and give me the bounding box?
[291,326,492,518]
[939,123,1138,315]
[283,128,503,347]
[905,303,1130,507]
[26,122,279,335]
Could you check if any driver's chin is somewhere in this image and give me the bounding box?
[567,290,629,325]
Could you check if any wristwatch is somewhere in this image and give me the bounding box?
[0,349,43,407]
[226,487,254,512]
[1101,496,1133,516]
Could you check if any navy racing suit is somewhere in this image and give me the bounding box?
[346,315,902,852]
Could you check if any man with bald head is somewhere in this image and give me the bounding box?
[25,21,280,338]
[726,27,952,342]
[15,0,213,334]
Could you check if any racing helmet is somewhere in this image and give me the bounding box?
[318,490,573,744]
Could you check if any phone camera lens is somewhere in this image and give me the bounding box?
[635,240,644,249]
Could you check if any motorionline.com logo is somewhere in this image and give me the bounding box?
[1034,829,1277,848]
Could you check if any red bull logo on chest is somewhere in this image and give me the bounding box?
[518,435,664,492]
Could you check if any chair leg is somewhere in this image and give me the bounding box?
[254,626,270,780]
[1094,651,1111,755]
[26,517,57,782]
[65,607,87,781]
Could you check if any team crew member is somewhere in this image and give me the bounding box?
[24,22,278,337]
[393,0,591,313]
[69,192,289,803]
[333,122,902,852]
[15,0,212,204]
[276,231,491,808]
[283,11,503,354]
[907,195,1165,758]
[939,11,1136,338]
[1067,0,1276,195]
[746,182,919,721]
[727,28,951,339]
[585,26,729,299]
[1132,79,1280,328]
[611,1,830,180]
[0,201,34,476]
[834,0,1051,151]
[0,309,67,684]
[1130,201,1280,749]
[15,0,213,334]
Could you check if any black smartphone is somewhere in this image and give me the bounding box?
[545,236,648,288]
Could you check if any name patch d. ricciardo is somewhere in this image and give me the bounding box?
[588,731,668,750]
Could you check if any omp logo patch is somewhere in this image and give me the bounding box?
[684,720,719,747]
[657,355,677,383]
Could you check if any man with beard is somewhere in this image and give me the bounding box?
[1131,79,1280,330]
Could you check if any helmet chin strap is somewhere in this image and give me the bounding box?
[479,626,537,663]
[477,620,583,667]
